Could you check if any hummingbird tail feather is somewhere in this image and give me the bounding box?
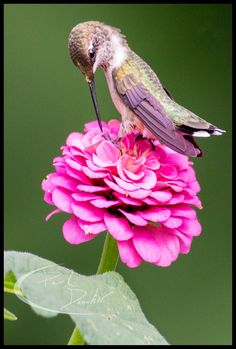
[133,104,201,157]
[212,128,226,135]
[156,132,202,157]
[177,124,226,137]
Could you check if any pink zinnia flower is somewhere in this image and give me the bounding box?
[42,119,202,268]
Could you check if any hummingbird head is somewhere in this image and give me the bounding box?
[68,21,128,80]
[68,21,128,132]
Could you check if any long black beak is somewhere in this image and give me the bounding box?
[88,79,103,133]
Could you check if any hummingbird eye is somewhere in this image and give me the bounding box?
[88,48,96,62]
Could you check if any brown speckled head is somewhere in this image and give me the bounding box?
[68,21,128,82]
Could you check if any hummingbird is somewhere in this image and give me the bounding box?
[68,21,225,157]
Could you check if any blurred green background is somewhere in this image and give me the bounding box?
[4,4,232,345]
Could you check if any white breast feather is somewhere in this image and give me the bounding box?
[110,33,128,69]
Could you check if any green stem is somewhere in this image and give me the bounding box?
[67,232,119,345]
[96,231,119,274]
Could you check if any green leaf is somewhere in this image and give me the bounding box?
[4,270,17,291]
[4,270,24,296]
[4,307,17,321]
[4,251,168,345]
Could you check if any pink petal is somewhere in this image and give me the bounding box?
[63,217,95,244]
[113,175,138,191]
[103,178,125,194]
[61,146,70,157]
[188,180,201,193]
[139,207,171,222]
[54,166,66,175]
[65,167,91,184]
[128,188,151,199]
[72,192,100,202]
[142,197,159,205]
[45,208,61,221]
[145,152,160,170]
[93,154,116,168]
[43,192,53,205]
[79,220,106,235]
[70,147,87,158]
[119,209,148,226]
[82,129,103,148]
[86,159,107,172]
[178,218,202,236]
[66,132,84,149]
[84,140,103,155]
[104,212,134,240]
[52,188,73,213]
[108,119,121,136]
[41,174,56,192]
[65,158,83,171]
[96,140,120,164]
[71,202,104,222]
[117,240,142,268]
[183,194,203,209]
[154,181,170,190]
[159,164,178,179]
[168,178,186,187]
[82,166,107,179]
[132,228,161,263]
[166,183,184,192]
[91,198,120,208]
[173,229,193,254]
[121,133,135,151]
[171,205,196,219]
[153,228,180,266]
[125,155,145,173]
[117,159,133,182]
[162,217,182,228]
[84,120,108,132]
[136,170,157,190]
[50,174,78,191]
[77,184,110,193]
[117,155,144,181]
[187,166,197,182]
[164,153,189,170]
[150,190,172,202]
[135,137,153,154]
[123,168,145,181]
[167,194,185,205]
[113,192,142,206]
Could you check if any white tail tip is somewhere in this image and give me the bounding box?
[213,128,226,136]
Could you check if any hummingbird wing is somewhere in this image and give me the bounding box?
[113,74,201,157]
